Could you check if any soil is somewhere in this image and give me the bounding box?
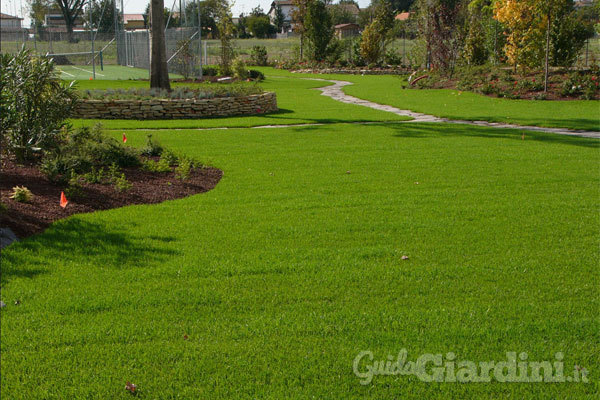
[0,159,223,239]
[411,69,598,101]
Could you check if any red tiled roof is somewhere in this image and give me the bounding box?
[395,12,411,21]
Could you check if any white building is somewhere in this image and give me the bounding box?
[268,0,296,32]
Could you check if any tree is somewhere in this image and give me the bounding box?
[328,3,357,25]
[247,15,276,38]
[85,0,120,33]
[150,0,171,90]
[360,0,395,65]
[292,0,311,58]
[28,0,52,35]
[414,0,467,70]
[273,4,286,32]
[305,0,334,61]
[215,0,235,75]
[184,0,218,36]
[55,0,86,42]
[145,3,179,29]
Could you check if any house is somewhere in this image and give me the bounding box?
[0,13,23,32]
[44,10,85,30]
[334,23,359,39]
[395,12,411,21]
[268,0,295,32]
[123,14,145,30]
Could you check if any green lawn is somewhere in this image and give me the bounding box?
[1,71,599,399]
[259,68,600,132]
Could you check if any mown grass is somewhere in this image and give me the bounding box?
[259,68,600,132]
[1,121,599,398]
[69,75,410,129]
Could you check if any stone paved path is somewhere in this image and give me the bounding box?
[311,78,600,139]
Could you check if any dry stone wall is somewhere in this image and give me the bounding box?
[72,92,277,119]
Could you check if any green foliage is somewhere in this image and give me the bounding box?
[247,14,276,38]
[83,166,106,184]
[142,158,172,173]
[175,157,193,180]
[248,69,265,81]
[64,173,85,200]
[140,134,164,157]
[10,186,34,203]
[360,0,395,65]
[40,124,140,184]
[250,45,269,66]
[161,149,180,166]
[113,173,132,192]
[0,48,78,163]
[233,58,249,80]
[305,0,334,62]
[216,0,236,76]
[172,39,197,79]
[561,71,599,100]
[80,85,264,100]
[0,202,7,214]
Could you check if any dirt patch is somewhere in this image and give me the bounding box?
[0,159,223,239]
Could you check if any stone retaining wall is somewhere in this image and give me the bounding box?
[72,92,277,119]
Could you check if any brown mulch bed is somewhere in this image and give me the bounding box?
[0,159,223,239]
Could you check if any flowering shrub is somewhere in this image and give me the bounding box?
[561,72,599,100]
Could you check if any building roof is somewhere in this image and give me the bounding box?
[0,13,23,20]
[271,0,295,6]
[123,14,145,22]
[395,12,411,21]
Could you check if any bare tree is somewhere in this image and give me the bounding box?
[150,0,171,90]
[55,0,86,42]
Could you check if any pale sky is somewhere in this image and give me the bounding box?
[2,0,371,28]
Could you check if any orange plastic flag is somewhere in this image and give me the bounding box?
[122,133,127,143]
[60,191,68,208]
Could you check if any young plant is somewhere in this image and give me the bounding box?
[140,134,163,157]
[175,158,193,181]
[114,173,132,192]
[10,186,34,203]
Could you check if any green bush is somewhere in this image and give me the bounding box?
[248,70,265,81]
[175,157,193,181]
[114,173,132,192]
[41,124,140,184]
[142,158,172,173]
[0,48,78,163]
[250,45,268,66]
[233,58,249,80]
[10,186,34,203]
[140,134,163,157]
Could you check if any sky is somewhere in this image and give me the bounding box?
[2,0,372,28]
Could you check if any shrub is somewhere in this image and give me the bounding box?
[0,48,78,163]
[172,39,196,79]
[175,157,193,181]
[64,173,85,200]
[41,124,140,184]
[140,134,163,157]
[161,149,179,166]
[248,70,265,81]
[0,202,7,214]
[233,58,249,80]
[202,66,218,76]
[114,173,132,192]
[10,186,34,203]
[84,166,105,184]
[80,85,263,100]
[142,158,171,173]
[250,45,268,66]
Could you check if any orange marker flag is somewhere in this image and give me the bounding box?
[60,191,69,208]
[122,133,127,143]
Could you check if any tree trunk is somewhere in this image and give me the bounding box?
[150,0,171,91]
[544,13,550,93]
[66,20,75,43]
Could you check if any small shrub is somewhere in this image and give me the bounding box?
[161,149,179,166]
[0,202,7,214]
[250,45,268,66]
[202,66,218,76]
[248,70,265,81]
[1,48,78,163]
[108,162,120,182]
[10,186,34,203]
[233,58,249,80]
[64,173,85,200]
[84,166,105,184]
[140,134,163,157]
[175,157,193,181]
[114,173,132,192]
[142,158,171,173]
